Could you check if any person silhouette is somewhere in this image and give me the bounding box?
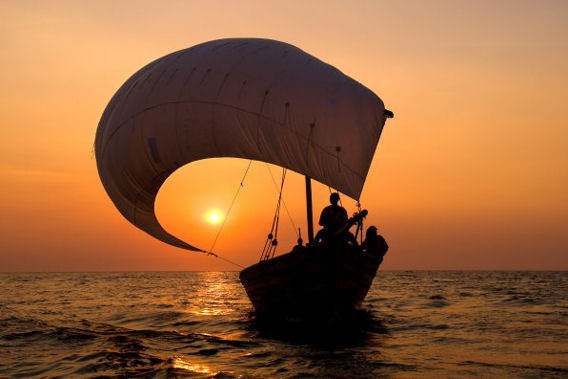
[361,226,388,262]
[319,193,347,232]
[292,236,306,253]
[314,193,349,245]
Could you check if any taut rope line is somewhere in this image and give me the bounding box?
[265,164,299,238]
[204,159,253,269]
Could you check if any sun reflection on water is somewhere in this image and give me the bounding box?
[184,277,239,316]
[192,307,224,316]
[173,355,212,374]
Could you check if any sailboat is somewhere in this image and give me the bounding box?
[95,38,393,320]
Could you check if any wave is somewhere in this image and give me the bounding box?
[1,271,567,377]
[459,360,568,375]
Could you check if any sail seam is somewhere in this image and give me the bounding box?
[99,100,363,180]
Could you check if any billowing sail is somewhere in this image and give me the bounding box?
[95,38,388,251]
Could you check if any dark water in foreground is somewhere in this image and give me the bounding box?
[0,272,567,378]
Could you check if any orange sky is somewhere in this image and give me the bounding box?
[1,0,567,271]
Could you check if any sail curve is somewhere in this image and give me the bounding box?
[95,38,388,251]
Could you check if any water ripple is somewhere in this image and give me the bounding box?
[0,271,566,377]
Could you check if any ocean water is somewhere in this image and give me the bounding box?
[0,271,567,378]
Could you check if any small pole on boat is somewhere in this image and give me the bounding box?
[305,176,314,243]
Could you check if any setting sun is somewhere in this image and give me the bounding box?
[205,210,223,225]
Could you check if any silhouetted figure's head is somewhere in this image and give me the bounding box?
[330,192,340,205]
[366,226,378,239]
[297,237,303,246]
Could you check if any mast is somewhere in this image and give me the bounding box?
[305,176,314,243]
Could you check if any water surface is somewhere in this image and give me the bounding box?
[1,271,567,377]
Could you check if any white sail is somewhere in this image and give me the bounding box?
[95,38,388,251]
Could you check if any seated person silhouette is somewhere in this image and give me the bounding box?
[291,236,306,253]
[361,226,388,262]
[314,193,350,246]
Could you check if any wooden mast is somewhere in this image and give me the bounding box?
[305,176,314,243]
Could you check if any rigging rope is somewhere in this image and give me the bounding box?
[205,160,253,267]
[260,167,287,261]
[265,164,298,238]
[203,251,245,269]
[355,200,363,245]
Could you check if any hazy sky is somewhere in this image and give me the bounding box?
[1,0,567,271]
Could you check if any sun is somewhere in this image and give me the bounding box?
[205,210,223,225]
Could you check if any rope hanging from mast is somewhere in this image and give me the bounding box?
[354,200,364,245]
[260,167,287,261]
[265,164,299,238]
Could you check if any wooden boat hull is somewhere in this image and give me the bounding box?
[239,246,383,320]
